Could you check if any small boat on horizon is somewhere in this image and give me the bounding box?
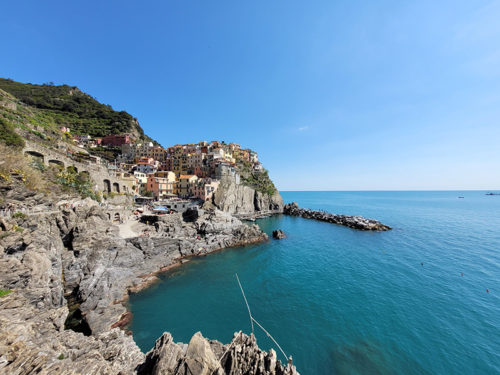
[485,192,500,196]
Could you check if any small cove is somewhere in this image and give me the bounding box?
[129,191,500,374]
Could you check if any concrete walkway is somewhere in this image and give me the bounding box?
[117,218,142,239]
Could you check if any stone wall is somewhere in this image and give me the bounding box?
[22,140,134,193]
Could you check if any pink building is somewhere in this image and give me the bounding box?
[102,134,132,146]
[146,175,172,200]
[192,178,220,201]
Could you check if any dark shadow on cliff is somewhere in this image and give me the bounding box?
[63,285,92,336]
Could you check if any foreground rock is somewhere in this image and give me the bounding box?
[272,230,286,239]
[283,202,391,231]
[0,178,298,374]
[138,331,298,375]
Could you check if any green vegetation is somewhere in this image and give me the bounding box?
[89,145,122,162]
[0,143,46,190]
[57,169,100,201]
[0,117,25,148]
[0,78,154,141]
[57,354,65,360]
[11,212,27,219]
[0,289,12,298]
[237,159,277,195]
[12,224,24,233]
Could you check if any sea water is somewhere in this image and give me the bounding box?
[129,191,500,374]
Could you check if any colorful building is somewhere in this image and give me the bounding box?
[135,157,158,174]
[146,175,174,200]
[178,174,198,197]
[101,134,132,146]
[192,178,220,201]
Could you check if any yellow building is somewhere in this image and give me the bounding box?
[178,174,198,197]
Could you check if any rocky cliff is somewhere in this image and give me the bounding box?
[0,178,298,374]
[213,176,284,217]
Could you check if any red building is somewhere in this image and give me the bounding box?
[101,134,131,146]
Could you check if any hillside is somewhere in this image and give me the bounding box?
[0,78,153,142]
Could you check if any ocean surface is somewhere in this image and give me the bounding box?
[129,191,500,374]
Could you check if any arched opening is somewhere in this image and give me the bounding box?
[103,179,111,193]
[122,185,127,193]
[112,182,120,193]
[25,150,45,164]
[106,213,111,220]
[113,212,120,223]
[48,159,65,169]
[67,165,78,174]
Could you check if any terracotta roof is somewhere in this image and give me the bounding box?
[179,174,196,179]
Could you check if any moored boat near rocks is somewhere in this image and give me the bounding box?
[283,202,391,231]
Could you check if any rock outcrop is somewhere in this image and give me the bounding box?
[283,202,391,231]
[272,230,286,240]
[213,177,283,218]
[0,178,298,374]
[138,331,298,375]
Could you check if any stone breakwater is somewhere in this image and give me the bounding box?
[283,202,391,231]
[0,180,298,374]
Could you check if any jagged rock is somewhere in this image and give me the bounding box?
[272,230,286,239]
[213,177,284,218]
[0,181,289,374]
[283,202,391,231]
[140,331,299,375]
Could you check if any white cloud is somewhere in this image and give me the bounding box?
[298,126,310,131]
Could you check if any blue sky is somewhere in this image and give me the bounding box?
[2,1,500,190]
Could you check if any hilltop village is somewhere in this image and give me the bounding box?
[79,132,262,200]
[64,130,269,208]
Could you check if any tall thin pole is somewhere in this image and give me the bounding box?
[251,317,288,362]
[235,273,254,335]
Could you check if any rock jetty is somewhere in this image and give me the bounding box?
[283,202,391,231]
[0,177,298,374]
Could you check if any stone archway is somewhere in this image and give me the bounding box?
[25,150,45,164]
[112,182,120,193]
[103,179,111,193]
[67,165,78,174]
[113,212,120,223]
[48,159,65,169]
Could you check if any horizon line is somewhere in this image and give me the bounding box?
[278,189,500,192]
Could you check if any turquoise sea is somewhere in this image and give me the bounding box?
[129,191,500,374]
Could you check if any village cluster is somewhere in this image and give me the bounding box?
[63,128,263,203]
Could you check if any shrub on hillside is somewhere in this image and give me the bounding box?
[56,169,99,201]
[0,143,45,190]
[0,117,25,148]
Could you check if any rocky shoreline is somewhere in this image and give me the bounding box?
[0,181,298,374]
[283,202,391,231]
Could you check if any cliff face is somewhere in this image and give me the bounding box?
[213,176,284,217]
[0,177,299,374]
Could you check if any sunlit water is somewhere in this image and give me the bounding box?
[129,191,500,374]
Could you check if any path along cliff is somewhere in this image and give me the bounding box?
[0,178,298,375]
